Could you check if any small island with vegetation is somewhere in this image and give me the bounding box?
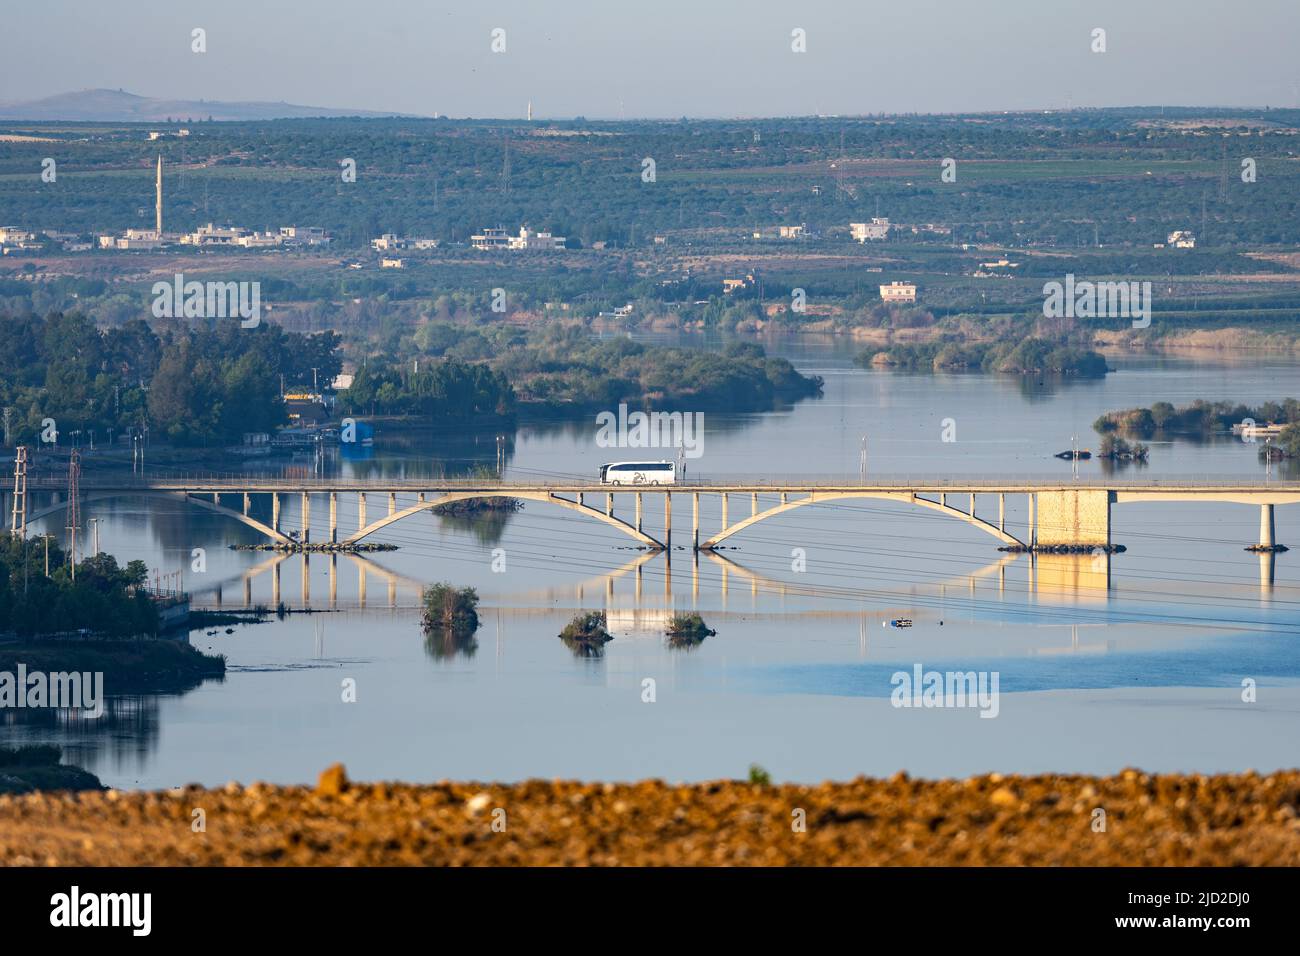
[665,612,716,649]
[421,583,480,634]
[857,336,1108,377]
[1094,398,1300,439]
[559,611,613,657]
[1094,398,1300,463]
[1097,434,1149,462]
[420,583,481,660]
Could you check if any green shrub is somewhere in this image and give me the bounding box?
[421,583,480,633]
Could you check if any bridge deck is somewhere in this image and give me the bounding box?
[21,476,1300,494]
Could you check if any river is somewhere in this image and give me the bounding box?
[8,334,1300,788]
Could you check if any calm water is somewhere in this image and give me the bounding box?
[8,336,1300,787]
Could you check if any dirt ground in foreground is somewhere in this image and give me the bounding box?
[3,767,1299,866]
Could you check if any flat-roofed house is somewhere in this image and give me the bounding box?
[879,281,917,304]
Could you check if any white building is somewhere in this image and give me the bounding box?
[508,226,566,250]
[381,257,405,269]
[472,226,566,251]
[181,223,248,247]
[0,227,35,244]
[177,223,285,248]
[280,226,331,247]
[470,227,511,250]
[99,228,163,250]
[724,274,756,294]
[879,281,917,304]
[851,218,891,242]
[373,233,438,251]
[232,232,282,248]
[778,224,806,239]
[1167,230,1196,249]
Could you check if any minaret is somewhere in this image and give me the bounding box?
[155,154,163,236]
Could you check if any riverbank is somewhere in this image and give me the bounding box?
[0,640,226,695]
[0,747,102,797]
[2,766,1296,865]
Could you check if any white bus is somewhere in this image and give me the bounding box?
[599,461,677,485]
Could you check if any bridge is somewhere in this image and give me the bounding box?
[9,475,1297,553]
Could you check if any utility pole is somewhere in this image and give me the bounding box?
[66,449,80,580]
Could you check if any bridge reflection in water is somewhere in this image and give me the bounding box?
[188,546,1195,617]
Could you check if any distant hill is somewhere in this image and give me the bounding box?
[0,89,417,122]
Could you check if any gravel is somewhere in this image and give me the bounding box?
[2,765,1297,866]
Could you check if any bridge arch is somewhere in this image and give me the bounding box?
[24,490,291,544]
[343,491,664,549]
[700,491,1025,549]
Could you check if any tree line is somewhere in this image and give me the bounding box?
[0,534,158,637]
[0,312,341,446]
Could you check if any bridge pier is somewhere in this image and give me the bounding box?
[358,492,366,532]
[998,493,1005,533]
[1035,490,1112,547]
[1260,503,1275,548]
[721,493,729,532]
[243,492,250,516]
[272,493,281,532]
[692,492,699,550]
[635,493,643,534]
[329,493,338,543]
[605,492,613,518]
[301,493,310,542]
[665,493,671,548]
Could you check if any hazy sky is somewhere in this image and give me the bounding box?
[3,0,1298,118]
